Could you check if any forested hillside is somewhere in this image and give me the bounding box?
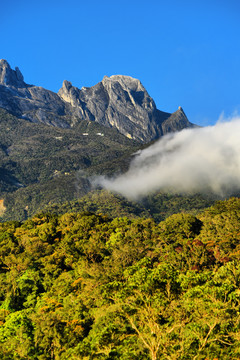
[43,190,216,223]
[0,108,140,220]
[0,107,217,223]
[0,197,240,359]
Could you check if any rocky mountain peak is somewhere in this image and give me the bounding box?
[102,75,150,102]
[62,80,73,91]
[58,80,80,107]
[0,59,25,87]
[56,73,195,142]
[57,74,161,141]
[103,75,142,91]
[0,59,195,143]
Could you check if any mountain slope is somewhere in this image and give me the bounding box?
[0,108,140,220]
[43,189,216,223]
[0,108,214,222]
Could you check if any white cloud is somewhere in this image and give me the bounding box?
[93,116,240,199]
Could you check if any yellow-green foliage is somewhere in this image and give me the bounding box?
[0,198,240,359]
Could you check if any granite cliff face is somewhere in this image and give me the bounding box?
[0,59,194,143]
[58,75,162,141]
[0,59,25,87]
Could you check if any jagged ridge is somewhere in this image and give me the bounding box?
[0,59,195,143]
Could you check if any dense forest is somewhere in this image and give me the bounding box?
[42,189,217,223]
[0,197,240,359]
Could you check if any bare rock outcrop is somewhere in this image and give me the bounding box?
[0,59,25,87]
[0,60,195,142]
[58,75,194,142]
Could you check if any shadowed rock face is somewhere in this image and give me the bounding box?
[0,60,195,143]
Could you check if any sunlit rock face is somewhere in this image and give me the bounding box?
[0,60,194,142]
[0,59,25,87]
[58,74,194,142]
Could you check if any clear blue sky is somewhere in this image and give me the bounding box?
[1,0,240,126]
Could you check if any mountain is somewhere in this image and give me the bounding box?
[0,59,199,221]
[0,59,194,143]
[0,59,72,128]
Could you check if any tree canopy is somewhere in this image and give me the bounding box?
[0,198,240,359]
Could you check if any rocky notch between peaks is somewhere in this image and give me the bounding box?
[0,59,195,143]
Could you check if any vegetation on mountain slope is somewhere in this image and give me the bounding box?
[0,197,240,359]
[0,108,219,223]
[0,108,139,183]
[43,190,151,220]
[43,190,217,223]
[0,108,140,218]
